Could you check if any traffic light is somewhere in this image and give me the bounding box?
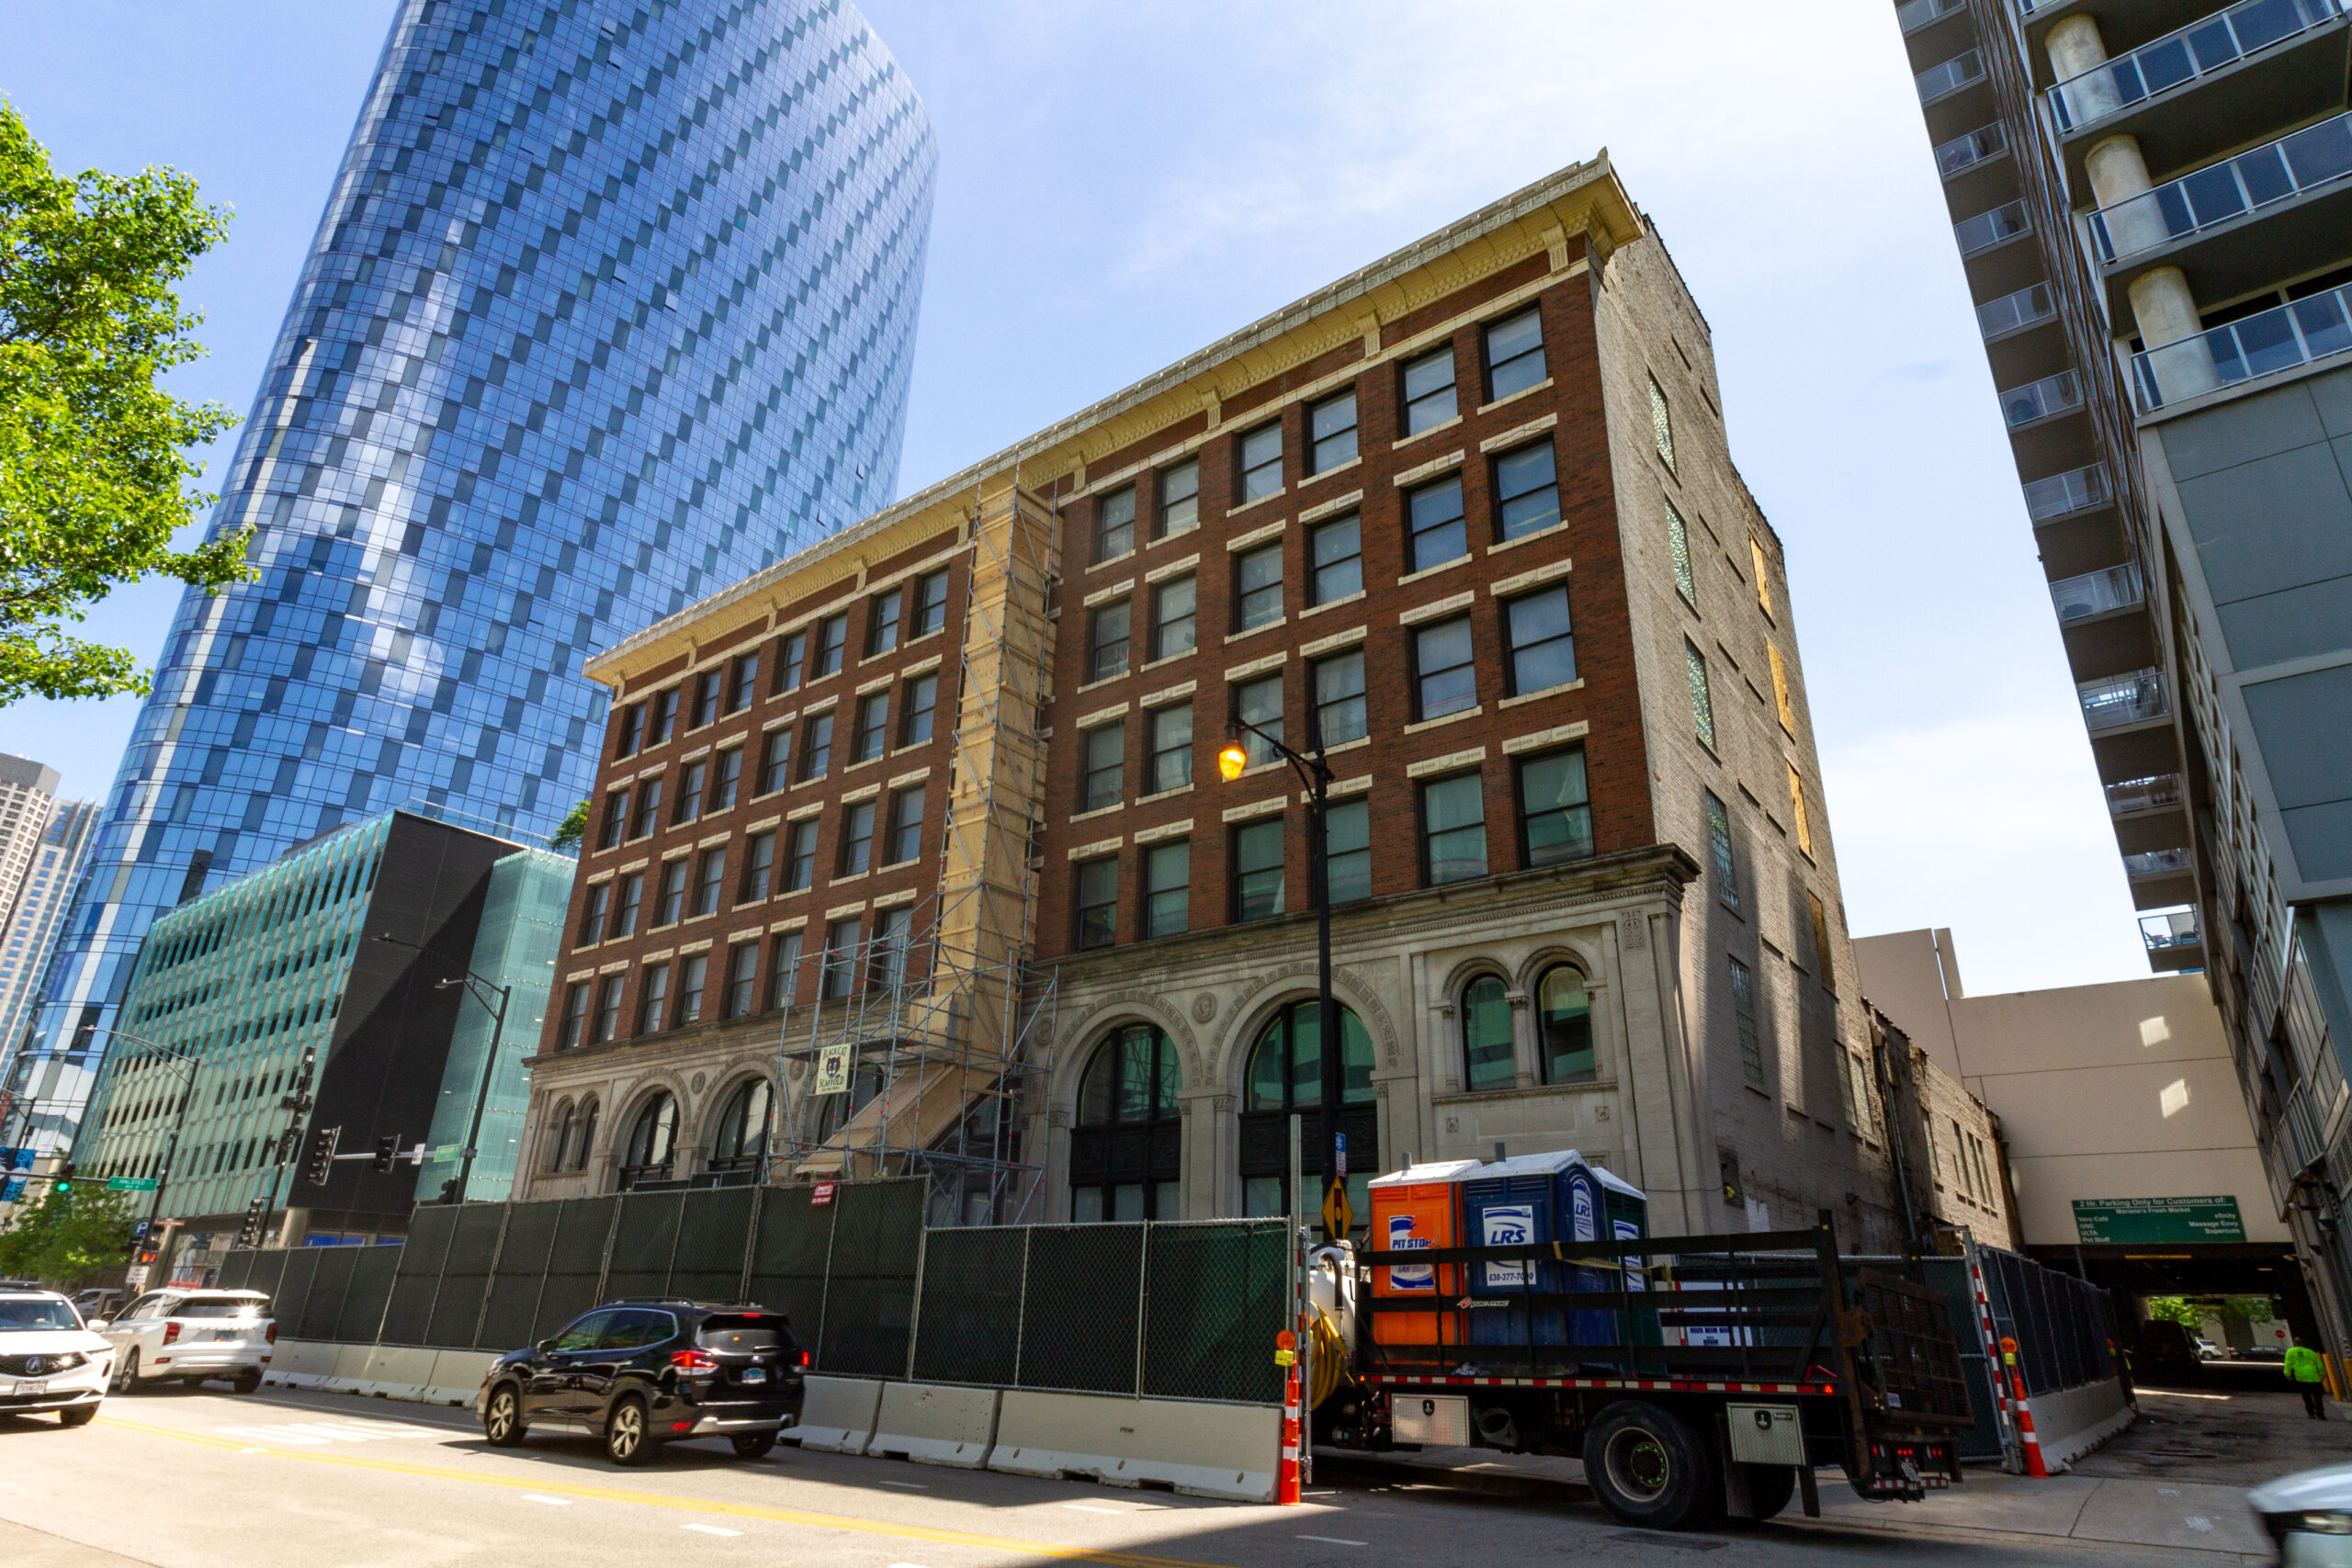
[51,1162,73,1194]
[371,1134,399,1173]
[235,1197,268,1248]
[301,1125,342,1186]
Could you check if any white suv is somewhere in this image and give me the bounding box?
[0,1288,111,1425]
[93,1289,275,1393]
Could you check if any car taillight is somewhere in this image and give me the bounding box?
[266,1322,277,1344]
[162,1322,181,1346]
[792,1348,811,1369]
[670,1348,717,1371]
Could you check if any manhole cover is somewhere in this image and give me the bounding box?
[2140,1447,2224,1460]
[1604,1533,1728,1554]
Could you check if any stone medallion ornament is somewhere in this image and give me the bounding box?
[1192,991,1219,1024]
[691,1071,707,1094]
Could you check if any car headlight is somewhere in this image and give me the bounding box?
[2296,1513,2352,1536]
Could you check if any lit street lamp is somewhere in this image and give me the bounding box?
[1216,709,1348,1239]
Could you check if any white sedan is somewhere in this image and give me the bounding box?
[0,1289,111,1425]
[93,1289,275,1393]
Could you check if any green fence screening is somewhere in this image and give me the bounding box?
[215,1189,1288,1404]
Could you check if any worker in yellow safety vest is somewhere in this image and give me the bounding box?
[2286,1343,2329,1420]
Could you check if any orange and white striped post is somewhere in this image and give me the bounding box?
[1276,1329,1302,1505]
[2001,1336,2049,1478]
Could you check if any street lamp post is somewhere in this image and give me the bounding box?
[374,932,511,1204]
[1216,714,1346,1240]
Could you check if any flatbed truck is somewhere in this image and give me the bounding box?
[1319,1212,1975,1531]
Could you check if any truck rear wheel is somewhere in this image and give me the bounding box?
[1583,1401,1721,1531]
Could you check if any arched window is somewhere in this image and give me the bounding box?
[621,1092,677,1186]
[1239,999,1377,1235]
[1462,975,1515,1091]
[547,1100,577,1173]
[1537,965,1597,1085]
[709,1078,774,1173]
[1069,1023,1182,1223]
[572,1100,599,1171]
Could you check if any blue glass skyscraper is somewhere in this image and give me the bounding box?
[9,0,935,1152]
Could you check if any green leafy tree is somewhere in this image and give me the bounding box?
[2145,1296,2199,1328]
[549,797,589,852]
[0,1181,135,1287]
[0,99,252,705]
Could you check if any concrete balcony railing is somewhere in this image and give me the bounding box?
[2141,908,2200,951]
[1957,199,2032,255]
[2003,367,2086,427]
[2025,461,2112,521]
[2089,111,2352,263]
[1978,282,2058,341]
[1899,0,1969,33]
[1917,49,1987,105]
[2052,560,2144,620]
[2125,847,2194,878]
[2132,276,2352,410]
[1937,122,2009,179]
[2050,0,2342,133]
[2080,666,2169,729]
[2107,772,2185,816]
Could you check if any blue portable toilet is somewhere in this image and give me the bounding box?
[1593,1164,1654,1350]
[1459,1151,1589,1348]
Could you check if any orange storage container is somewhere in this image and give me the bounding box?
[1367,1160,1482,1346]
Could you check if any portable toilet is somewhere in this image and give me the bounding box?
[1592,1164,1654,1349]
[1460,1151,1592,1349]
[1366,1160,1482,1347]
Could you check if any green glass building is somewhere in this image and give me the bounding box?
[79,807,569,1259]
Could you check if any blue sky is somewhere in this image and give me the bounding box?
[0,1,2150,996]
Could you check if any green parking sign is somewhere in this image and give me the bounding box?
[2072,1195,2245,1244]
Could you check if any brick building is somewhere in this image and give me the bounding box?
[514,155,1907,1246]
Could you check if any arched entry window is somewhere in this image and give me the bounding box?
[1537,965,1597,1084]
[1239,999,1376,1236]
[546,1100,577,1172]
[1462,975,1515,1091]
[572,1100,599,1171]
[620,1092,677,1188]
[1069,1023,1182,1222]
[708,1079,774,1179]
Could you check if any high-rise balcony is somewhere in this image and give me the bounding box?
[1956,199,2032,256]
[1978,282,2059,342]
[2132,276,2352,411]
[1899,0,1970,33]
[2025,461,2112,521]
[2052,560,2144,620]
[2089,112,2352,321]
[1937,123,2010,179]
[2049,0,2344,134]
[2002,368,2086,428]
[2141,908,2203,970]
[2107,772,2185,815]
[1917,49,1988,105]
[2125,847,2194,877]
[2080,666,2169,729]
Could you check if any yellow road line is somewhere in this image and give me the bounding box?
[95,1414,1242,1568]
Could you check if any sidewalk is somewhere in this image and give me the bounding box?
[1315,1385,2352,1559]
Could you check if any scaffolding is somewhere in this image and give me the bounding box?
[771,483,1060,1225]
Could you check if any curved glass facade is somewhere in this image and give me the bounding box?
[10,0,935,1152]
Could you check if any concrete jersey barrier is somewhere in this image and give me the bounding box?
[989,1388,1279,1503]
[868,1382,1001,1468]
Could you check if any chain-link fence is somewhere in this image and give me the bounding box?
[1978,1244,2119,1397]
[215,1195,1288,1406]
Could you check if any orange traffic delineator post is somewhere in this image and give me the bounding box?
[2001,1337,2049,1478]
[1276,1329,1302,1505]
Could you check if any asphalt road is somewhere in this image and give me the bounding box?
[0,1387,2262,1567]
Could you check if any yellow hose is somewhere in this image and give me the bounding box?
[1307,1306,1349,1409]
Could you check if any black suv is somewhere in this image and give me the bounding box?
[477,1299,807,1465]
